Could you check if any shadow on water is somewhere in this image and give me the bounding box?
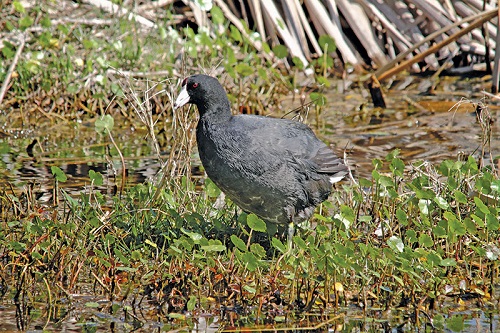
[0,75,499,331]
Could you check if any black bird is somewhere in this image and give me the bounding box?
[174,75,348,241]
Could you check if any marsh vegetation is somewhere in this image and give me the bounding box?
[1,0,500,331]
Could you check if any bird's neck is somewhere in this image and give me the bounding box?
[198,99,232,124]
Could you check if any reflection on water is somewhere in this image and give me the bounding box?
[1,77,499,195]
[0,123,162,201]
[318,92,500,179]
[1,297,498,332]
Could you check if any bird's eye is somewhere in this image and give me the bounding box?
[193,83,199,88]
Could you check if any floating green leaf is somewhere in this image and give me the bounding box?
[131,250,141,260]
[315,75,331,88]
[89,170,103,186]
[433,196,449,210]
[473,196,489,215]
[446,314,464,332]
[471,214,485,228]
[432,225,447,238]
[486,213,499,230]
[418,199,431,215]
[243,284,256,294]
[445,212,466,235]
[454,190,467,204]
[111,83,124,97]
[95,114,114,134]
[293,236,307,251]
[235,63,253,76]
[318,35,336,53]
[406,229,417,243]
[396,208,407,226]
[19,16,33,29]
[418,233,433,247]
[210,5,224,25]
[114,248,130,265]
[272,44,288,59]
[85,302,101,308]
[310,92,327,106]
[247,214,266,232]
[41,16,51,28]
[13,1,25,13]
[145,239,157,248]
[292,56,305,69]
[51,166,67,182]
[9,241,25,252]
[168,313,185,319]
[231,235,247,252]
[1,42,15,59]
[242,252,259,271]
[250,243,266,258]
[387,236,404,253]
[463,218,477,234]
[229,25,242,42]
[389,158,405,177]
[181,228,203,243]
[116,266,137,272]
[262,41,271,54]
[491,179,500,193]
[440,258,457,267]
[201,241,226,252]
[427,251,442,266]
[271,237,286,253]
[204,179,220,198]
[187,295,197,311]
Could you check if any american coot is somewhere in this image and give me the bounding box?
[174,75,348,235]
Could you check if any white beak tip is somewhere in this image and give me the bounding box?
[174,85,190,110]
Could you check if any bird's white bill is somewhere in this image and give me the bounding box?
[173,85,190,109]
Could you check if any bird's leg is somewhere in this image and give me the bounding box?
[275,220,294,268]
[276,212,295,268]
[287,221,294,251]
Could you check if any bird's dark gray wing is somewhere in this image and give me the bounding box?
[230,115,348,178]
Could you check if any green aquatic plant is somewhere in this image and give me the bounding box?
[1,149,498,330]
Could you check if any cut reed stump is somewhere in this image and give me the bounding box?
[367,75,386,109]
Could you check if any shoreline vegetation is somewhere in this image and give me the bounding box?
[1,0,500,331]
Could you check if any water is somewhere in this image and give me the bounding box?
[2,84,499,198]
[1,296,499,332]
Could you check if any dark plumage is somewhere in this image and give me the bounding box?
[174,74,348,225]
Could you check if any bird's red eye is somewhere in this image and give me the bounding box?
[193,83,199,88]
